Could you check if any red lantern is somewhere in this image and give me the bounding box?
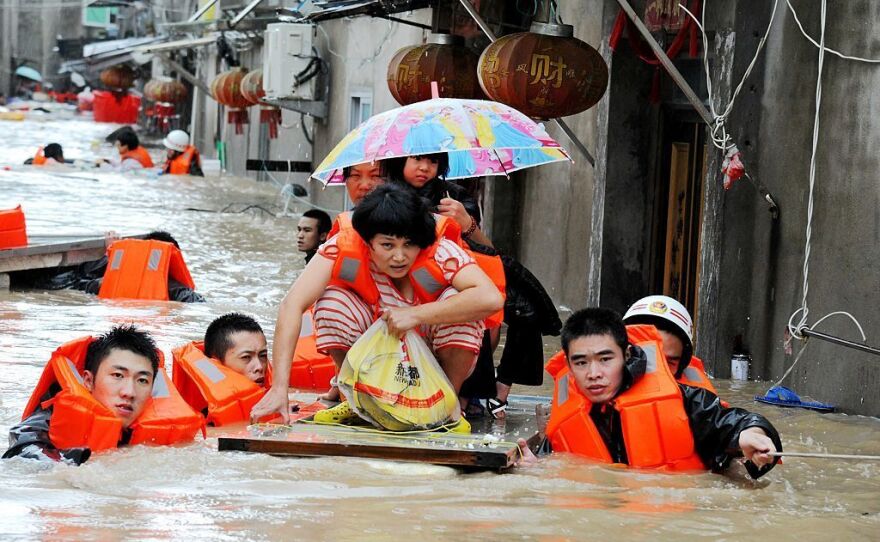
[210,67,251,135]
[387,34,485,105]
[240,69,282,139]
[144,77,187,104]
[477,23,608,119]
[100,65,137,90]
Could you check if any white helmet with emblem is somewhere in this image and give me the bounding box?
[163,130,190,152]
[623,295,694,375]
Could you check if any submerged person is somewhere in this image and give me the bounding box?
[97,129,153,171]
[161,130,203,177]
[519,308,781,478]
[297,209,331,264]
[3,325,202,465]
[26,143,66,165]
[250,184,503,430]
[623,294,717,393]
[172,313,269,426]
[23,230,204,302]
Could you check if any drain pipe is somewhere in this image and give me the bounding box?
[799,327,880,357]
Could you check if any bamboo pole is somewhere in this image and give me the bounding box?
[769,451,880,461]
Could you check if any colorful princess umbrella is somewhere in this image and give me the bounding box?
[310,97,572,185]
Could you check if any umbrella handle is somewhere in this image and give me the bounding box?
[431,81,440,100]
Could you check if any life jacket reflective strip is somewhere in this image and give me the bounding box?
[328,212,506,326]
[33,147,47,165]
[289,307,336,391]
[171,342,266,426]
[120,146,154,168]
[625,324,719,395]
[98,239,196,301]
[166,146,199,175]
[22,336,204,452]
[545,325,706,472]
[0,205,28,249]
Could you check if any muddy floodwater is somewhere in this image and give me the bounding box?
[1,116,878,540]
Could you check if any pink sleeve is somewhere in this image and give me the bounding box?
[317,234,340,260]
[434,239,475,282]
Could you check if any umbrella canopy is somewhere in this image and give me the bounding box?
[14,66,42,82]
[311,98,571,185]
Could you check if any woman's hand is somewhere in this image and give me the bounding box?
[381,306,422,337]
[437,197,473,231]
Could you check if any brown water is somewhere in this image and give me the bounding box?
[1,116,878,541]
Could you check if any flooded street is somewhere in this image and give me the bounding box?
[1,116,878,541]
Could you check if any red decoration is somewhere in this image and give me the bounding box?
[241,69,282,139]
[144,78,188,134]
[477,24,608,119]
[387,35,485,105]
[100,65,137,90]
[722,146,745,190]
[210,68,251,135]
[609,0,701,104]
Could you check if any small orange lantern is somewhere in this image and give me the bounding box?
[387,34,484,105]
[100,65,137,90]
[144,77,187,104]
[240,69,282,139]
[477,22,608,119]
[210,67,251,134]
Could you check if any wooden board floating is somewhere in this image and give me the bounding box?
[217,395,547,470]
[0,234,146,274]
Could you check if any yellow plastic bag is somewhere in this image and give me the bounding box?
[338,320,460,431]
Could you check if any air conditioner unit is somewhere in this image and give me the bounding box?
[264,23,316,101]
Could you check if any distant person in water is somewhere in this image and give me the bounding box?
[161,130,203,177]
[97,129,153,171]
[297,209,332,263]
[26,143,67,165]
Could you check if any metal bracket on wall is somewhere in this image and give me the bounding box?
[262,97,328,120]
[616,0,779,217]
[455,0,596,167]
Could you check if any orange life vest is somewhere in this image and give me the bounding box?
[171,342,267,426]
[164,146,199,175]
[98,239,196,301]
[545,325,706,472]
[289,307,336,391]
[625,324,718,395]
[329,212,506,327]
[22,337,205,452]
[0,205,28,249]
[120,146,154,168]
[33,147,47,165]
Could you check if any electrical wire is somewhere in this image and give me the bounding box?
[785,0,880,63]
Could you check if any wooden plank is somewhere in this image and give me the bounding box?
[0,234,148,273]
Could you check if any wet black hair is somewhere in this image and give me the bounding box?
[85,325,160,377]
[144,230,180,248]
[43,143,64,161]
[302,209,332,235]
[561,308,629,356]
[115,130,140,150]
[380,153,450,185]
[204,313,265,360]
[352,184,436,249]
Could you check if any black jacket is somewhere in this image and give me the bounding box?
[557,346,782,479]
[3,399,92,465]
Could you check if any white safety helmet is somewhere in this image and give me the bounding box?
[163,130,190,152]
[623,295,694,374]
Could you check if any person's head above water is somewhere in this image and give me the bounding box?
[623,295,693,378]
[381,153,449,189]
[144,230,180,248]
[561,308,632,406]
[43,143,64,162]
[297,209,331,253]
[352,184,437,279]
[342,162,384,205]
[82,325,159,429]
[114,130,141,154]
[204,313,268,385]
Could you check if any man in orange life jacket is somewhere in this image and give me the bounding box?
[26,143,66,165]
[204,313,269,385]
[161,130,203,177]
[3,326,160,465]
[518,308,781,479]
[97,129,154,171]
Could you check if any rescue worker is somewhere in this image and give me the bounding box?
[297,209,331,264]
[518,308,781,479]
[26,143,65,165]
[3,325,202,465]
[172,313,269,426]
[623,295,718,393]
[161,130,203,177]
[250,184,504,431]
[97,129,153,171]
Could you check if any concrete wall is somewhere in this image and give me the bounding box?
[715,0,880,414]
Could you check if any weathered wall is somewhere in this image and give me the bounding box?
[714,0,880,414]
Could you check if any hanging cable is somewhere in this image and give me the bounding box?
[785,0,880,63]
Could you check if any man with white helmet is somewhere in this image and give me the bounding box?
[161,130,203,176]
[623,295,717,394]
